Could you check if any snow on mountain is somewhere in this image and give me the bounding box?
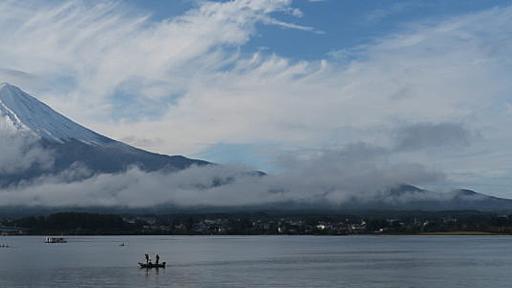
[0,82,208,183]
[0,82,110,145]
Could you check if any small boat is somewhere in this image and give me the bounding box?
[44,236,67,243]
[138,262,166,269]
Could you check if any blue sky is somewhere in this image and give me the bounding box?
[247,0,511,60]
[2,0,512,197]
[130,0,510,61]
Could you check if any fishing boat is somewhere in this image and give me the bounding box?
[44,236,67,243]
[138,262,166,269]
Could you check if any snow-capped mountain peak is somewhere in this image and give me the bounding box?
[0,82,208,185]
[0,82,111,145]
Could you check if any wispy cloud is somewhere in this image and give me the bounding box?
[365,2,421,23]
[0,0,311,119]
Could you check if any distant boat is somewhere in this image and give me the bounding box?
[44,236,67,243]
[138,262,166,269]
[119,242,126,247]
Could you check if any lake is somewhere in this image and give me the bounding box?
[0,235,511,287]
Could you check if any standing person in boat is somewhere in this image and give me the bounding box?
[145,253,150,264]
[156,254,160,265]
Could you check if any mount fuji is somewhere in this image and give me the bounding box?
[0,82,208,184]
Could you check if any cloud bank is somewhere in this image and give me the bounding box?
[0,142,443,208]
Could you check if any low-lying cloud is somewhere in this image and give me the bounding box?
[0,142,444,208]
[0,127,53,175]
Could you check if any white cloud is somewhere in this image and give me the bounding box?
[0,0,307,118]
[0,126,53,175]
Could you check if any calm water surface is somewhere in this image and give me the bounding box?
[0,235,511,287]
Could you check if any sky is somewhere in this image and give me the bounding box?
[1,0,512,200]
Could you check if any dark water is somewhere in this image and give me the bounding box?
[0,235,511,287]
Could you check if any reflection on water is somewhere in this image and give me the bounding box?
[0,235,511,287]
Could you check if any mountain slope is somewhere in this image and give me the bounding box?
[0,83,111,145]
[0,82,208,183]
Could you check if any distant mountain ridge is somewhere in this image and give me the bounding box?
[343,184,512,211]
[0,82,208,184]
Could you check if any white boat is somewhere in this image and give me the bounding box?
[44,236,67,243]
